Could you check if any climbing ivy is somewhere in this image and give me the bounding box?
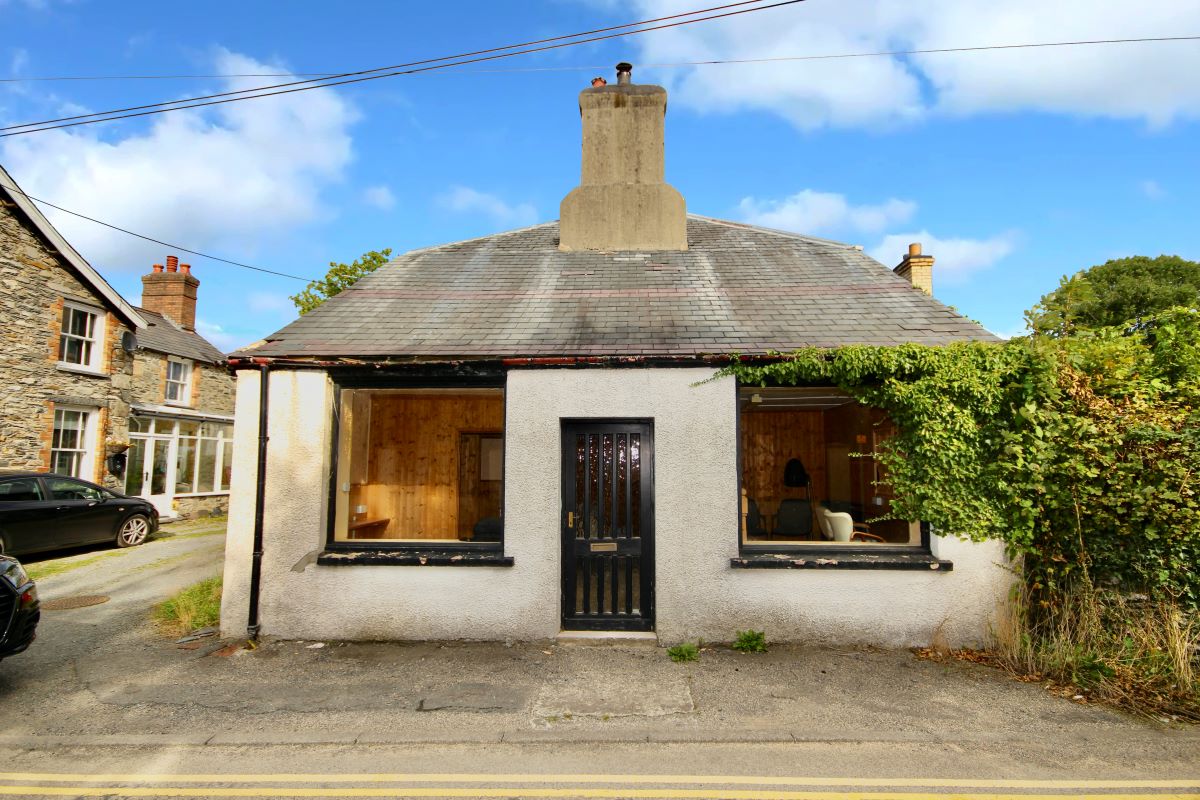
[714,307,1200,610]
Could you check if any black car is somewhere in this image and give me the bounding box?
[0,555,38,660]
[0,471,159,557]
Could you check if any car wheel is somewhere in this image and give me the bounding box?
[117,515,151,548]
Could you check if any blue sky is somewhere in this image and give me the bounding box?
[2,0,1197,349]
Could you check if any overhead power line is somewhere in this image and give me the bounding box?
[4,33,1195,84]
[1,180,316,282]
[1,0,802,137]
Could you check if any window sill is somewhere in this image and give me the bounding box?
[317,549,514,567]
[163,400,193,408]
[56,363,108,378]
[731,552,953,571]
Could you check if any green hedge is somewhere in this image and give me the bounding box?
[715,307,1200,610]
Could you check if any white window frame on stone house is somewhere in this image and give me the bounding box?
[57,301,106,374]
[50,405,98,481]
[165,357,193,405]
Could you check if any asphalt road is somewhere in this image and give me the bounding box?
[0,521,225,699]
[1,521,1197,799]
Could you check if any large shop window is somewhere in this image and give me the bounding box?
[331,388,505,546]
[739,387,921,549]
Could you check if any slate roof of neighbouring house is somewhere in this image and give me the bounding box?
[133,307,226,364]
[236,215,997,359]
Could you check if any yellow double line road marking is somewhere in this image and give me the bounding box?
[0,775,1196,799]
[0,789,1198,799]
[3,775,1199,788]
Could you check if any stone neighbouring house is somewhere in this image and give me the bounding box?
[0,165,234,520]
[220,65,1010,647]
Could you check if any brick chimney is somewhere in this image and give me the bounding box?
[559,62,687,252]
[141,254,200,330]
[894,243,934,295]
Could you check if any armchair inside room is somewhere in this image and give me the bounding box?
[774,498,814,540]
[817,504,885,543]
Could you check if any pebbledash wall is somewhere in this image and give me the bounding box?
[220,367,1011,646]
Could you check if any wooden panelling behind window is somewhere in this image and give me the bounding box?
[359,394,503,539]
[739,410,827,507]
[457,434,502,537]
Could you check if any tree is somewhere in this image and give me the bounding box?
[1026,255,1200,336]
[290,248,393,315]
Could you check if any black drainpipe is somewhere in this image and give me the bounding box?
[247,361,269,640]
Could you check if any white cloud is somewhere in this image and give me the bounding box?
[870,230,1017,283]
[629,0,1200,128]
[0,49,358,272]
[738,190,915,236]
[437,185,537,228]
[1140,179,1166,200]
[194,318,245,354]
[362,184,396,211]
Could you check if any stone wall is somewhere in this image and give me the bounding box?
[129,352,233,415]
[195,362,235,416]
[176,494,229,519]
[0,201,132,491]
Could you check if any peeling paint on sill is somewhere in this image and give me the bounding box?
[317,549,514,567]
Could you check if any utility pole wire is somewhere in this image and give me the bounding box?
[1,179,317,282]
[0,0,781,133]
[2,34,1197,83]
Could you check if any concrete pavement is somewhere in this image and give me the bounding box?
[1,518,1197,796]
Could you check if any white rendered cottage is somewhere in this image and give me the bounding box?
[220,65,1009,646]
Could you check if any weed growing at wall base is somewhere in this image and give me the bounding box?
[714,306,1200,717]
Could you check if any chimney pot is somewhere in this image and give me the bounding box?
[590,76,607,87]
[616,62,633,85]
[141,255,200,330]
[894,244,934,295]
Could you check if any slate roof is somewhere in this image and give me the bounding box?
[239,215,997,359]
[133,307,226,364]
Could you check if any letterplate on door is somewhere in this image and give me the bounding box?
[590,542,618,552]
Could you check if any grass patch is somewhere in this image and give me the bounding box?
[153,515,227,541]
[154,576,222,636]
[925,581,1200,722]
[732,629,768,654]
[667,642,699,663]
[25,552,117,582]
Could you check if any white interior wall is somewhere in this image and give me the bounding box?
[220,367,1011,646]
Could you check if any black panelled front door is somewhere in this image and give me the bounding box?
[561,421,654,631]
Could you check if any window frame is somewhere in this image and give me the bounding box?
[50,405,98,481]
[323,374,507,554]
[165,357,194,406]
[57,301,106,373]
[733,380,933,559]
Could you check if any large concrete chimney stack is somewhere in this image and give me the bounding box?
[559,62,687,252]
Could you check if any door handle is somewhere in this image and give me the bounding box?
[567,511,574,528]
